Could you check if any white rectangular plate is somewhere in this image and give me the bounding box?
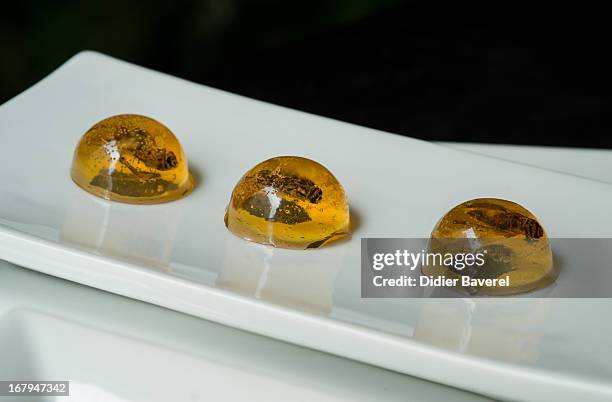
[1,52,611,402]
[0,260,496,402]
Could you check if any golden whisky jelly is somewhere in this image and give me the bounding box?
[224,156,350,249]
[71,114,194,204]
[423,198,556,295]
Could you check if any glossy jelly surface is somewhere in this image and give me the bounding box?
[71,114,194,204]
[225,156,350,249]
[423,198,556,295]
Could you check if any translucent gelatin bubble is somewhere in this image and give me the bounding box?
[224,156,350,249]
[71,114,194,204]
[423,198,557,295]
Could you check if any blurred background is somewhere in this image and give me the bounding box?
[1,1,608,147]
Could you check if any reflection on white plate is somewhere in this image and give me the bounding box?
[61,186,182,270]
[218,234,345,315]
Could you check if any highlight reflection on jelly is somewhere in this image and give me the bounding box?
[71,114,194,204]
[224,156,350,249]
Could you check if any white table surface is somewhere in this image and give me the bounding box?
[1,142,609,402]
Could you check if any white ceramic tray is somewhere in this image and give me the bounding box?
[1,52,611,402]
[1,260,495,402]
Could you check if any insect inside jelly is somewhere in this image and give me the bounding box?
[423,198,557,295]
[70,114,194,204]
[224,156,350,249]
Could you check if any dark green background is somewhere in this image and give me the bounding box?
[2,1,609,147]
